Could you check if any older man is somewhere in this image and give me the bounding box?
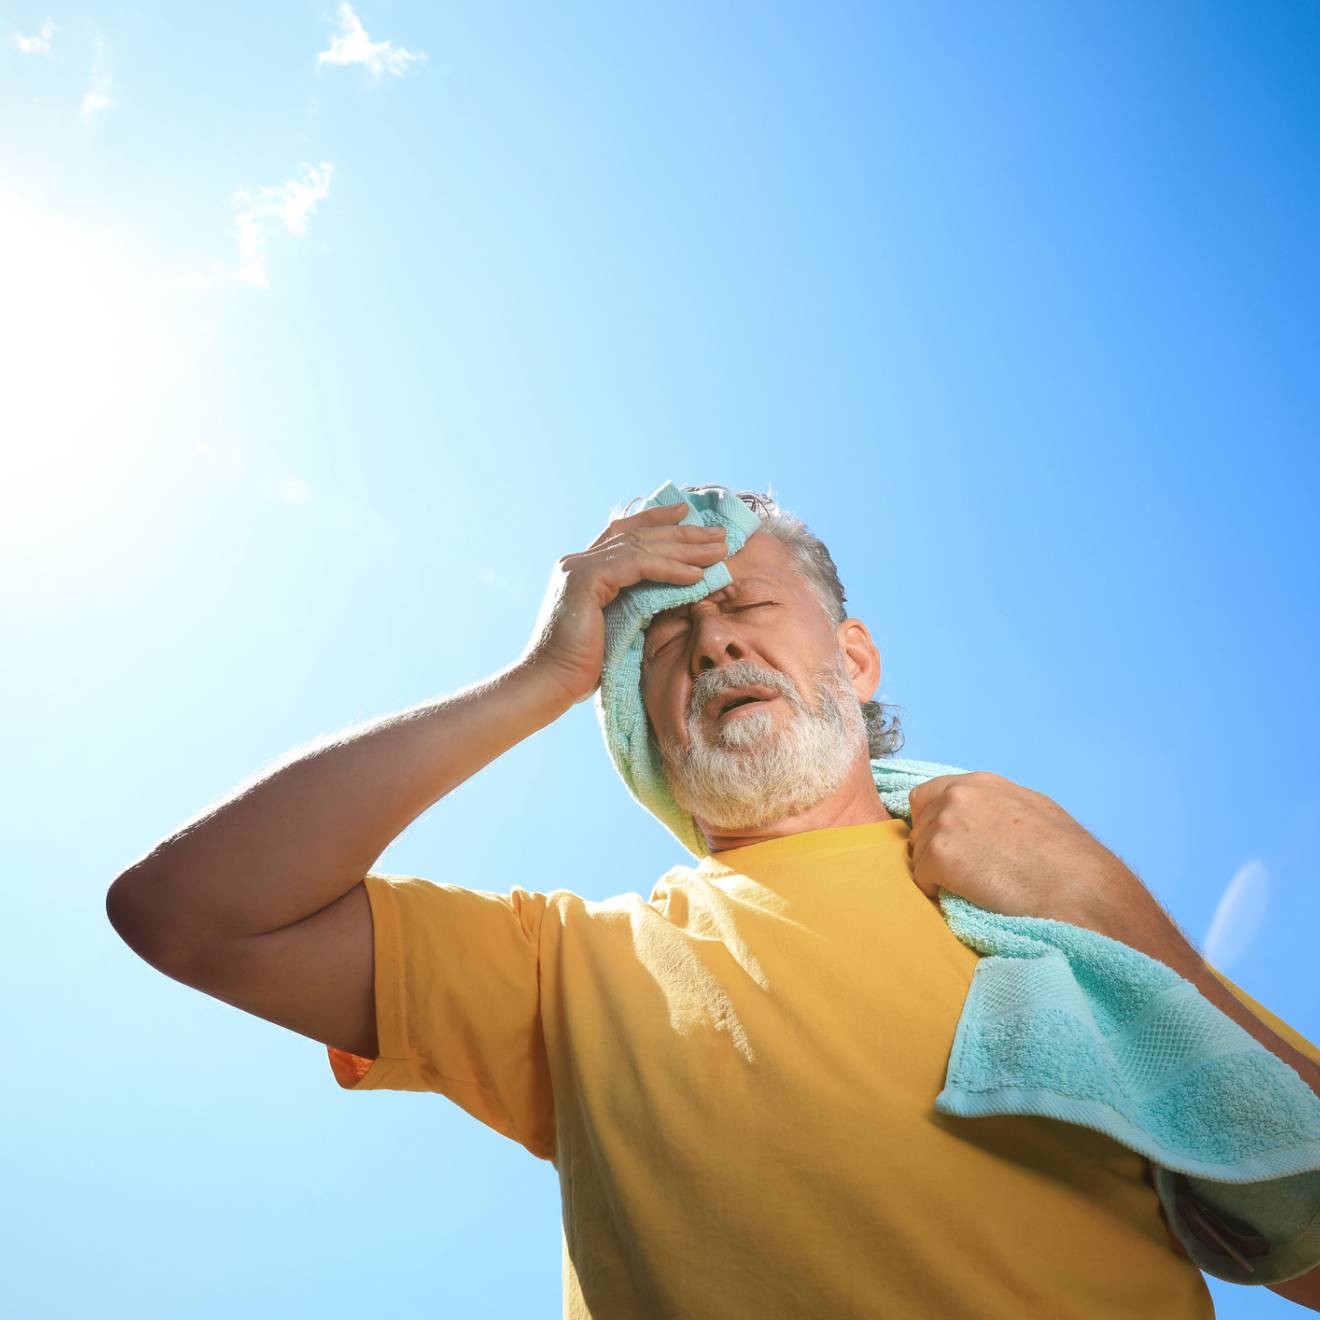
[106,487,1320,1316]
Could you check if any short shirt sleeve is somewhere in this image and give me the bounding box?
[326,870,556,1162]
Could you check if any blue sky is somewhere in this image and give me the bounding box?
[3,3,1317,1315]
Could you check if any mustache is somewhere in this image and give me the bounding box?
[688,666,793,719]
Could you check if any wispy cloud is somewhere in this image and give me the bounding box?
[14,19,56,55]
[179,162,335,293]
[81,34,113,119]
[317,3,426,78]
[1201,858,1270,971]
[232,161,335,289]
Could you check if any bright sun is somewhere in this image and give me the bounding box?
[0,189,192,564]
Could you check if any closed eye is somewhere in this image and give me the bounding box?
[648,603,775,659]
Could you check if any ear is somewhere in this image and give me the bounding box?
[834,616,882,704]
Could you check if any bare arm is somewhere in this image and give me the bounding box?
[104,499,727,1060]
[105,660,572,956]
[1076,889,1320,1308]
[104,660,573,1060]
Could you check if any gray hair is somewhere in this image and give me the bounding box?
[618,484,906,759]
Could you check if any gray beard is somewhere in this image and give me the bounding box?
[656,648,869,833]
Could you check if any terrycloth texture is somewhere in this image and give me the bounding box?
[595,478,1320,1286]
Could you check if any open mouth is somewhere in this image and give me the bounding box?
[718,694,776,718]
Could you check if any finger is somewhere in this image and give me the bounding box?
[623,527,727,566]
[657,524,726,550]
[568,531,726,585]
[908,779,929,827]
[579,549,714,596]
[909,774,959,828]
[909,824,930,877]
[589,501,690,549]
[908,831,943,900]
[904,825,936,895]
[631,502,691,526]
[663,527,724,555]
[638,555,714,585]
[913,875,940,902]
[908,799,949,874]
[908,854,936,900]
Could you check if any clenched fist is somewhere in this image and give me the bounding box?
[906,770,1143,927]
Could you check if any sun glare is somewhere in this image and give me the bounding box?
[0,191,192,568]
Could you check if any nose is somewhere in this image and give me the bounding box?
[688,607,750,677]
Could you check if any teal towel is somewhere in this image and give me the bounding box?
[594,479,1320,1286]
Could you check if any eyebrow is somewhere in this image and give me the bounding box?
[648,575,781,626]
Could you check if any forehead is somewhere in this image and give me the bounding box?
[646,530,795,627]
[649,572,783,625]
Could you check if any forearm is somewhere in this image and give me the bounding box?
[1083,882,1320,1310]
[1075,872,1320,1100]
[107,659,572,951]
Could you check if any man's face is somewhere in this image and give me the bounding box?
[639,530,876,835]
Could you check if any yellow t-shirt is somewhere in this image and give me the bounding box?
[327,816,1319,1318]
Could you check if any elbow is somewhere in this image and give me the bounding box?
[105,868,178,969]
[105,871,142,942]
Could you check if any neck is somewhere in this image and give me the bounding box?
[698,763,894,855]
